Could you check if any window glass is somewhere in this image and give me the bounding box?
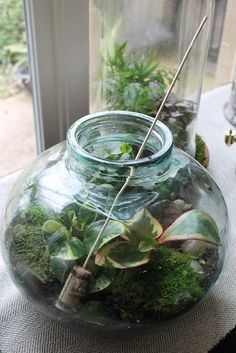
[0,0,36,176]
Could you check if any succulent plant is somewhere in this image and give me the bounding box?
[95,208,220,270]
[42,199,221,288]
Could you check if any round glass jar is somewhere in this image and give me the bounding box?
[1,111,228,332]
[90,0,215,153]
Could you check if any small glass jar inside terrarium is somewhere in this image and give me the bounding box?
[90,0,214,153]
[1,111,228,332]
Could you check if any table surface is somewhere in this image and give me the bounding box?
[0,84,236,353]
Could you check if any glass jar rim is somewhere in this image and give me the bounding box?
[67,111,173,167]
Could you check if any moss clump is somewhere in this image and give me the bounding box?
[195,134,209,168]
[10,223,55,283]
[9,204,56,283]
[107,246,204,322]
[19,203,49,225]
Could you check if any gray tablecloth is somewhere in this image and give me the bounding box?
[0,85,236,353]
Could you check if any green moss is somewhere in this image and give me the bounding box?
[18,203,49,225]
[107,246,204,322]
[10,223,55,283]
[195,134,209,168]
[8,204,56,283]
[10,224,55,283]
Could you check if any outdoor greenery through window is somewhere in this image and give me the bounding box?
[0,0,36,177]
[0,0,28,95]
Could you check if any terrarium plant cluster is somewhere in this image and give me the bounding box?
[6,143,221,324]
[102,42,208,165]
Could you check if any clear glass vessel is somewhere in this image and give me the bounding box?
[89,0,215,153]
[1,111,228,332]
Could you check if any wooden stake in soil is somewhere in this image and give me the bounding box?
[57,16,208,308]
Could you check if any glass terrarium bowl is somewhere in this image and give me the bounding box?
[1,111,228,333]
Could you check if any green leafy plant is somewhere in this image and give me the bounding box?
[42,204,220,287]
[95,208,220,269]
[104,42,173,115]
[102,42,195,151]
[42,210,118,292]
[107,142,135,160]
[8,199,221,322]
[88,141,135,161]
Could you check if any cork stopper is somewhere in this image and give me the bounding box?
[56,266,92,311]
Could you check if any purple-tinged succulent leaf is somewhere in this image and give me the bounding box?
[159,210,220,246]
[95,241,150,269]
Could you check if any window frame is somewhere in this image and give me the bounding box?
[24,0,90,153]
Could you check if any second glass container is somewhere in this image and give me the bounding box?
[89,0,215,153]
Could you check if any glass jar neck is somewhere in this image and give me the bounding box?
[66,111,173,219]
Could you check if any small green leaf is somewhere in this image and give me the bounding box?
[50,256,77,283]
[84,220,126,255]
[50,237,85,282]
[138,239,158,252]
[77,204,97,230]
[120,142,133,154]
[43,220,70,240]
[43,220,71,255]
[127,209,163,242]
[43,220,64,234]
[68,210,78,228]
[46,229,69,255]
[51,238,84,259]
[95,241,150,269]
[159,210,221,246]
[89,268,116,293]
[68,238,85,258]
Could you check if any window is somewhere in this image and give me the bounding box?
[0,0,36,176]
[22,0,234,154]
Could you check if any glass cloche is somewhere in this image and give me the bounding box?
[1,111,228,332]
